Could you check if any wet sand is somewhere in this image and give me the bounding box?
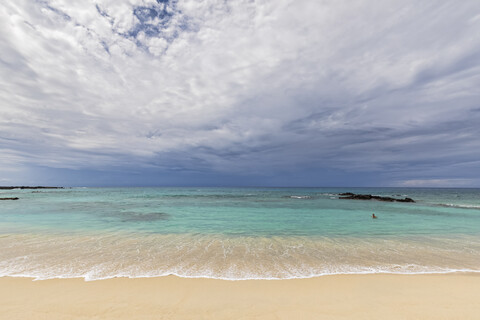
[1,274,479,319]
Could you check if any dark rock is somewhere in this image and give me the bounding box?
[339,194,372,200]
[0,186,63,190]
[0,197,19,200]
[338,193,415,203]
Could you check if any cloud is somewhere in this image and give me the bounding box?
[1,0,480,185]
[398,179,478,188]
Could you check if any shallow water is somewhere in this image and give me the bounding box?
[0,187,479,280]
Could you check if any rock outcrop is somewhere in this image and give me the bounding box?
[338,193,415,203]
[0,186,63,190]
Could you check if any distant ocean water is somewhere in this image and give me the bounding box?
[0,187,479,280]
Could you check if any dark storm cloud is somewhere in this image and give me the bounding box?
[1,0,480,186]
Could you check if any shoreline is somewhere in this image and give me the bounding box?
[3,269,480,282]
[2,273,479,319]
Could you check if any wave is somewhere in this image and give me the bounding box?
[2,266,479,282]
[287,195,312,199]
[436,203,480,210]
[1,233,479,281]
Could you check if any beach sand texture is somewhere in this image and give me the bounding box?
[1,274,479,320]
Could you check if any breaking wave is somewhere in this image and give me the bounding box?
[1,233,479,281]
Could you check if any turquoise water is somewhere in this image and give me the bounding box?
[1,187,479,280]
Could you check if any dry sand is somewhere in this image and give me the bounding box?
[1,274,479,319]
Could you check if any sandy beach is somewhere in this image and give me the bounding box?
[1,274,479,319]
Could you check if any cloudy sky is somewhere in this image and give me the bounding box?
[1,0,480,187]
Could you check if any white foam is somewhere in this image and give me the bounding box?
[1,233,479,281]
[1,264,480,282]
[439,203,480,209]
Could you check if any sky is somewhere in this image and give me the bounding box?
[1,0,480,187]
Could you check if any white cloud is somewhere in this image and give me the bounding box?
[1,0,480,184]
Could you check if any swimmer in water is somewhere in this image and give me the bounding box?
[372,213,377,219]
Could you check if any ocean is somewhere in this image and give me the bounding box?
[1,187,479,280]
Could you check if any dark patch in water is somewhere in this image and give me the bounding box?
[158,194,258,199]
[120,212,169,222]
